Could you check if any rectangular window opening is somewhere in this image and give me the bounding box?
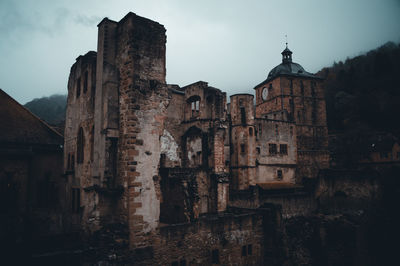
[212,249,220,264]
[240,107,246,125]
[269,144,277,155]
[248,244,253,255]
[277,170,283,180]
[280,144,288,155]
[242,245,247,256]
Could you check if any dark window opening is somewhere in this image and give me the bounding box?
[242,245,247,257]
[171,261,178,266]
[180,260,186,266]
[277,170,283,180]
[311,81,316,97]
[109,138,118,187]
[77,127,85,164]
[188,96,201,118]
[67,154,71,170]
[269,144,277,155]
[191,100,200,117]
[280,144,288,155]
[380,152,389,159]
[275,125,279,136]
[71,154,75,168]
[300,80,304,95]
[225,160,230,167]
[256,147,260,154]
[160,154,166,168]
[90,126,94,162]
[290,79,293,95]
[83,71,88,93]
[240,107,246,125]
[91,83,96,109]
[240,144,245,154]
[76,77,81,98]
[72,188,80,213]
[248,244,253,255]
[249,127,253,136]
[258,124,262,135]
[212,249,219,264]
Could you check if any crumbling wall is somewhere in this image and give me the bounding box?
[115,12,167,248]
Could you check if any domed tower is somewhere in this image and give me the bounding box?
[254,44,329,181]
[229,94,256,190]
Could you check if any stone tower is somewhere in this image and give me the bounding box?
[229,94,256,190]
[254,45,329,181]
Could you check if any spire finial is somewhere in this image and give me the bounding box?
[285,34,288,48]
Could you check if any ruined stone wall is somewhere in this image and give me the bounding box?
[131,211,268,265]
[229,187,316,218]
[115,12,167,248]
[161,89,184,168]
[64,51,98,231]
[316,170,381,213]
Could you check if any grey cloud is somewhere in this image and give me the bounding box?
[74,14,102,27]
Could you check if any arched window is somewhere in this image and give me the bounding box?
[187,95,201,118]
[77,127,85,164]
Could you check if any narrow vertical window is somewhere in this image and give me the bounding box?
[280,144,288,155]
[77,127,85,164]
[248,244,253,255]
[249,127,253,136]
[240,144,245,154]
[242,245,247,256]
[277,170,283,180]
[211,249,220,264]
[83,71,88,93]
[269,144,277,155]
[76,77,81,98]
[90,126,94,162]
[290,79,293,95]
[72,188,80,213]
[240,107,246,125]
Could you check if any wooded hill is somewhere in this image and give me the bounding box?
[318,41,400,135]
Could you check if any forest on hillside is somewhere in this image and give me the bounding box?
[318,41,400,135]
[24,94,67,126]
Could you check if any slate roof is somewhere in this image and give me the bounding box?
[254,47,322,89]
[0,89,63,146]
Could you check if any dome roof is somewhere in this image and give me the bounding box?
[254,45,322,89]
[267,61,315,80]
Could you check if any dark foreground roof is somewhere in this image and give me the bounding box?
[0,89,63,146]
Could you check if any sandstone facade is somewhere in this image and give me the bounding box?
[63,12,332,264]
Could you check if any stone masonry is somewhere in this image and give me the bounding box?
[63,12,331,264]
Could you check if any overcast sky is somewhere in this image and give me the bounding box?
[1,0,400,104]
